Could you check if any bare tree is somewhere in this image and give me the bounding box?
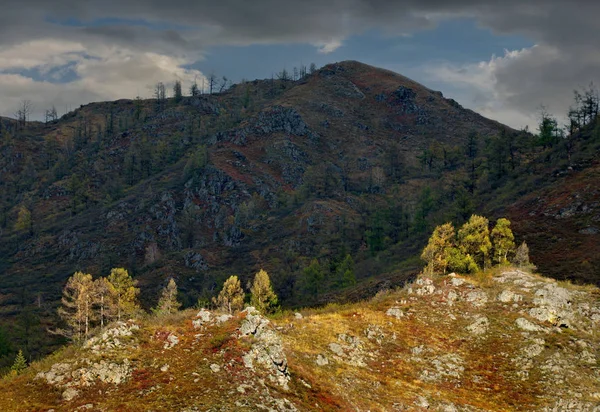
[277,68,290,81]
[208,73,217,95]
[218,76,229,93]
[15,100,32,127]
[309,62,317,74]
[45,106,58,123]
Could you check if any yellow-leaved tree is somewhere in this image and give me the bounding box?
[457,215,492,271]
[107,268,140,321]
[213,275,244,314]
[421,222,456,275]
[154,278,181,315]
[250,269,278,313]
[58,271,95,341]
[491,218,516,264]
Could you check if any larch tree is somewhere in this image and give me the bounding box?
[14,205,32,235]
[213,275,244,314]
[154,278,182,315]
[58,271,95,341]
[491,218,516,264]
[421,222,456,275]
[514,241,533,269]
[250,269,278,313]
[93,277,116,329]
[106,268,140,321]
[457,215,492,271]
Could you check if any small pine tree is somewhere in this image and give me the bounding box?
[250,269,278,313]
[213,275,244,314]
[336,255,356,287]
[302,259,323,297]
[173,80,183,103]
[11,349,27,374]
[154,278,181,315]
[491,218,516,264]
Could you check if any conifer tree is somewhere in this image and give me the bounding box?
[491,218,516,264]
[154,278,181,315]
[250,269,278,313]
[336,254,356,287]
[302,259,324,297]
[106,268,140,321]
[457,215,492,271]
[11,349,27,375]
[421,222,456,274]
[213,275,244,314]
[58,271,95,341]
[514,241,534,269]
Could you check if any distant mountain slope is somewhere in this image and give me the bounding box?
[1,269,599,411]
[0,60,598,365]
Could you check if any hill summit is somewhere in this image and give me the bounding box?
[1,268,599,411]
[1,59,600,371]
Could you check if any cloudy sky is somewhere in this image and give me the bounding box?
[0,1,597,130]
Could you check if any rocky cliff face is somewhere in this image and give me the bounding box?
[3,268,599,411]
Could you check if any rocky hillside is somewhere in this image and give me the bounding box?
[1,268,599,411]
[1,59,599,366]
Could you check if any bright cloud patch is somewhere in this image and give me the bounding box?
[0,40,206,120]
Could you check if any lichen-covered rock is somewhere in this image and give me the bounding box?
[466,316,489,336]
[516,317,544,332]
[238,307,290,389]
[83,321,140,353]
[386,307,404,319]
[193,308,213,328]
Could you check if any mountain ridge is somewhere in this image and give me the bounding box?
[0,60,598,368]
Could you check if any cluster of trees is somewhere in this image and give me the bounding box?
[58,268,141,341]
[213,269,278,314]
[421,215,531,275]
[58,268,280,341]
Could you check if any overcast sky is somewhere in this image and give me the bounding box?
[0,1,597,130]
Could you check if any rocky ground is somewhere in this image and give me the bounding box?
[1,268,599,411]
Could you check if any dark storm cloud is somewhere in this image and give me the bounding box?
[0,0,597,126]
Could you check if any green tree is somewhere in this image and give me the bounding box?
[10,349,27,375]
[107,268,140,321]
[154,278,181,315]
[336,254,356,287]
[491,218,516,264]
[421,223,456,275]
[250,269,278,313]
[302,259,324,297]
[457,215,492,272]
[173,80,183,103]
[213,275,244,314]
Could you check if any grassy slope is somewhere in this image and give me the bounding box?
[1,267,598,411]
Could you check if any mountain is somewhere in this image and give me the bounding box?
[1,268,599,411]
[0,60,599,365]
